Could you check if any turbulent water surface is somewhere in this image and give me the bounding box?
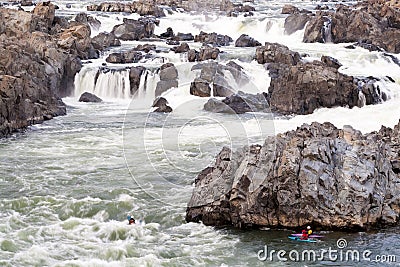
[1,0,400,266]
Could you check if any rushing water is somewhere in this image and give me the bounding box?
[1,0,400,266]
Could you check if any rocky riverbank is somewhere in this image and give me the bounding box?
[0,2,91,137]
[186,121,400,230]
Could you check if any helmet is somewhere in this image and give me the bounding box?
[307,226,311,230]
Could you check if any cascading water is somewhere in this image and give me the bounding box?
[323,16,333,43]
[74,67,131,99]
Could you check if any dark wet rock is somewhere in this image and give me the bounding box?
[284,12,310,35]
[160,27,174,38]
[176,32,194,41]
[303,1,400,53]
[257,42,386,115]
[78,92,102,103]
[171,42,189,53]
[155,63,178,96]
[111,17,157,41]
[152,97,172,113]
[186,120,400,230]
[194,31,233,47]
[188,49,199,62]
[204,91,269,114]
[105,50,143,64]
[190,78,211,97]
[20,0,33,6]
[129,66,145,96]
[91,32,121,51]
[235,34,261,47]
[87,1,165,17]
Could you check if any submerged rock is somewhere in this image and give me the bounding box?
[79,92,102,103]
[186,121,400,230]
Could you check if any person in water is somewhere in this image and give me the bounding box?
[300,226,312,240]
[127,215,135,225]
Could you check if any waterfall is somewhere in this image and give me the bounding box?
[136,69,160,106]
[74,67,131,99]
[323,17,332,43]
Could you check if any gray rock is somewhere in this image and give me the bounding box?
[105,50,143,64]
[235,34,261,47]
[186,121,400,230]
[171,42,190,53]
[79,92,102,103]
[129,66,145,96]
[155,63,179,96]
[284,13,310,35]
[190,78,211,97]
[194,31,233,47]
[152,97,172,113]
[111,17,157,41]
[91,32,121,51]
[204,91,269,114]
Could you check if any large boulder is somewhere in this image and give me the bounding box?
[186,121,400,230]
[91,32,121,51]
[57,24,92,59]
[74,12,101,31]
[79,92,102,103]
[32,1,55,32]
[235,34,261,47]
[105,50,143,64]
[155,63,178,96]
[194,31,233,47]
[152,97,172,113]
[111,17,157,41]
[204,91,269,114]
[190,78,211,97]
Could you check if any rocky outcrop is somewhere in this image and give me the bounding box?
[105,50,143,64]
[186,121,400,230]
[256,42,387,115]
[91,32,121,51]
[190,62,249,97]
[235,34,261,47]
[0,5,85,137]
[194,31,232,47]
[57,24,92,59]
[111,17,158,41]
[79,92,102,103]
[204,91,269,114]
[87,0,165,17]
[155,63,178,96]
[303,1,400,53]
[152,97,172,113]
[188,46,220,62]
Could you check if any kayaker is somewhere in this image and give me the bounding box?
[307,226,312,236]
[127,215,135,225]
[301,229,308,240]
